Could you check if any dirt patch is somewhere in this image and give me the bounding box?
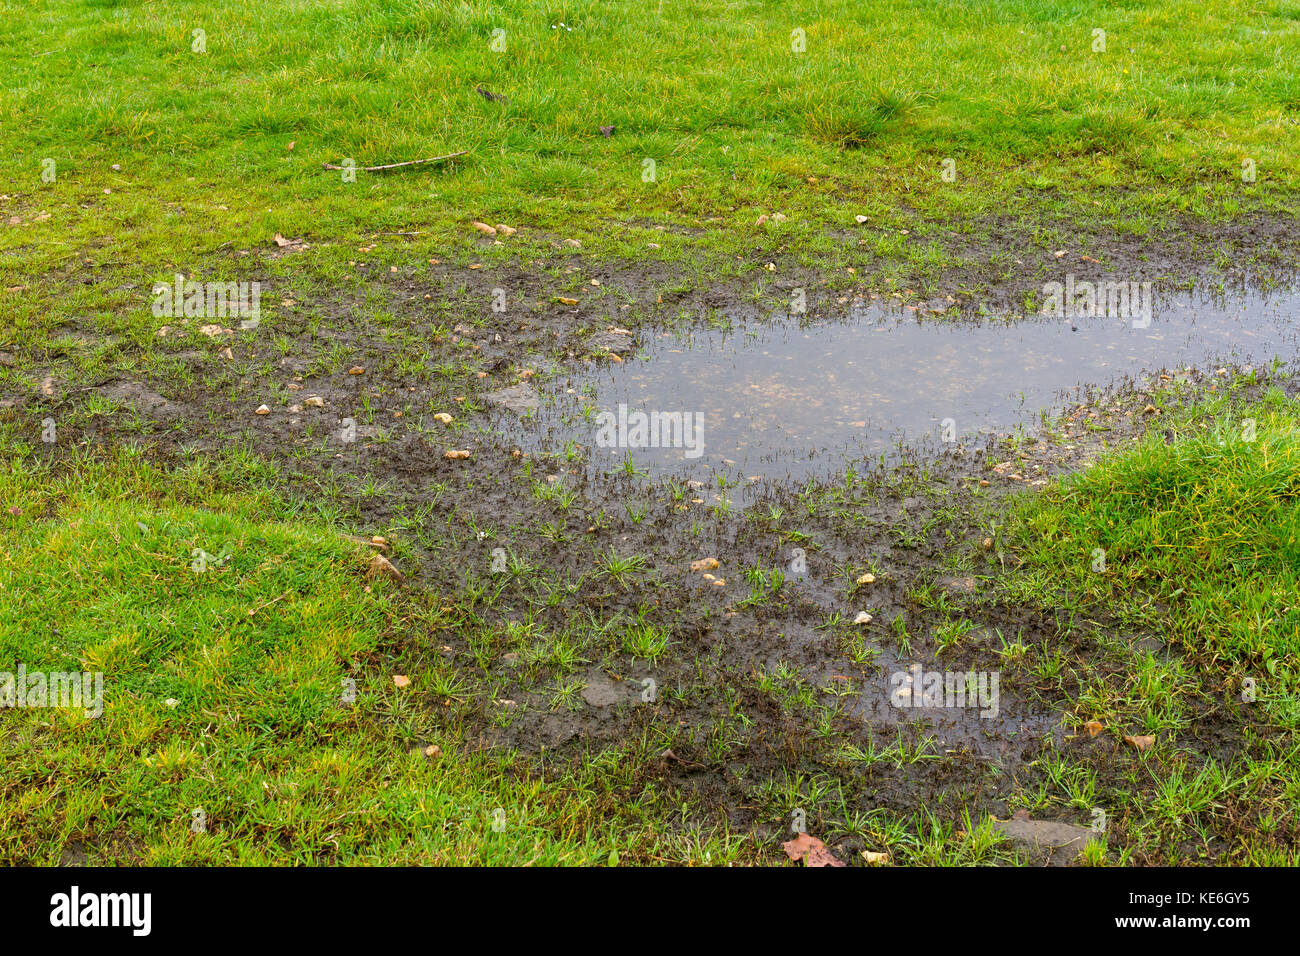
[6,219,1299,863]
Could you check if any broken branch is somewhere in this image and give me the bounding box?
[321,151,468,172]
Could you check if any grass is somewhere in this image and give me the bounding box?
[1011,388,1300,727]
[3,0,1299,289]
[993,385,1300,862]
[0,448,744,864]
[2,0,1299,868]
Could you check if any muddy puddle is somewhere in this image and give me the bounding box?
[503,286,1300,496]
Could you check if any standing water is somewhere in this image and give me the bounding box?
[510,287,1300,489]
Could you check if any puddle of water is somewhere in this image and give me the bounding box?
[518,288,1300,491]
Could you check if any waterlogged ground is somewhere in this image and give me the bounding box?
[516,286,1300,493]
[6,241,1300,865]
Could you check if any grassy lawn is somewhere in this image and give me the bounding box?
[3,0,1298,280]
[999,381,1300,864]
[2,0,1298,867]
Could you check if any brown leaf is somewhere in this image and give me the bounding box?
[861,850,890,865]
[393,674,411,688]
[781,832,845,867]
[782,832,818,862]
[444,449,470,460]
[806,844,846,867]
[367,552,404,584]
[1084,720,1104,737]
[273,233,291,247]
[555,296,578,306]
[1125,734,1155,751]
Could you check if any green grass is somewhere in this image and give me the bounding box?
[3,0,1298,285]
[991,387,1300,863]
[0,448,744,864]
[1011,389,1300,727]
[3,0,1300,868]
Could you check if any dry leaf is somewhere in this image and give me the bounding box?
[393,674,411,688]
[690,557,720,572]
[273,233,291,247]
[445,449,470,460]
[861,850,890,865]
[1084,720,1104,737]
[471,221,497,236]
[781,832,845,867]
[555,296,578,306]
[367,552,404,584]
[1125,734,1155,751]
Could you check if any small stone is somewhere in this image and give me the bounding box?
[690,557,720,572]
[304,396,325,407]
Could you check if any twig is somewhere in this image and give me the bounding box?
[321,151,468,172]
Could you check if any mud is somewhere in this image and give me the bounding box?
[6,219,1299,864]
